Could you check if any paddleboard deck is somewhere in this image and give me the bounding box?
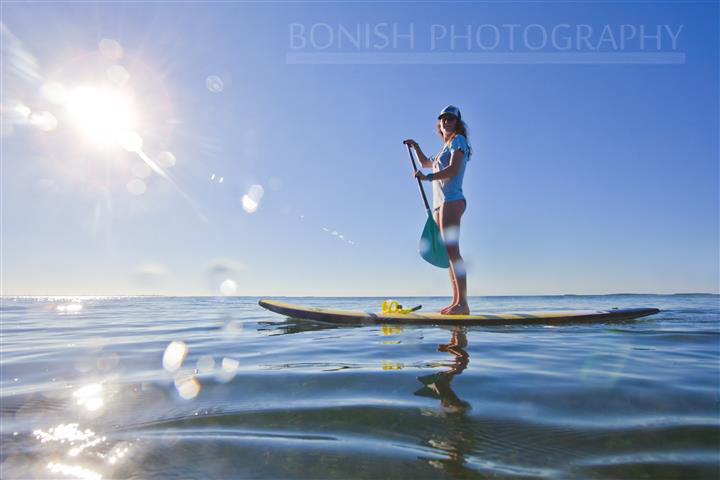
[258,299,660,326]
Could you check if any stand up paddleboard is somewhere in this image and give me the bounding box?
[258,299,660,326]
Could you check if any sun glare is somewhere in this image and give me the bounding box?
[66,86,138,149]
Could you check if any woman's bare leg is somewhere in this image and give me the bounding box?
[440,200,469,315]
[435,208,459,313]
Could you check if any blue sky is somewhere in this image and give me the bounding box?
[1,1,717,296]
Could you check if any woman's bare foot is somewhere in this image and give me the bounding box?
[440,304,456,314]
[444,304,470,315]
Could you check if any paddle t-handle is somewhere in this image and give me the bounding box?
[406,143,432,212]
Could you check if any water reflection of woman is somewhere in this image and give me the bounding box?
[415,328,476,474]
[415,328,471,413]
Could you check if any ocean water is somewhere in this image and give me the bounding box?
[1,294,718,480]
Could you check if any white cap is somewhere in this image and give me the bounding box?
[438,105,461,119]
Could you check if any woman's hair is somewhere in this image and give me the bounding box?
[436,117,471,158]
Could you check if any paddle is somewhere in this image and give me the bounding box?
[406,144,450,269]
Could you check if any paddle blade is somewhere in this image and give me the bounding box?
[419,213,450,268]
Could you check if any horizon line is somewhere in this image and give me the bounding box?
[1,292,717,298]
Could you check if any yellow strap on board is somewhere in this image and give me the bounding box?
[381,300,419,315]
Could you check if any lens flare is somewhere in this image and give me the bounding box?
[241,196,258,213]
[215,357,240,383]
[30,111,57,131]
[175,376,200,400]
[162,341,187,372]
[205,75,224,92]
[443,226,460,246]
[106,65,130,86]
[13,102,31,118]
[419,238,431,255]
[452,259,467,276]
[242,184,264,213]
[223,319,244,337]
[248,184,264,200]
[220,279,237,295]
[156,151,176,168]
[99,38,123,60]
[222,357,239,372]
[196,355,215,372]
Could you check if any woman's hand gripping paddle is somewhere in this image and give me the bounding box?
[406,144,450,269]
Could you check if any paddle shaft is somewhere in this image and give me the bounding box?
[406,144,431,212]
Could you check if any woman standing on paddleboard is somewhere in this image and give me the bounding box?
[404,105,471,315]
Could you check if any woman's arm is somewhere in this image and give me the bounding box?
[416,150,464,181]
[403,139,433,168]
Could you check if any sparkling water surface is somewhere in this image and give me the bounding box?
[1,295,718,479]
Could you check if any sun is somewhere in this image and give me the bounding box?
[65,85,140,150]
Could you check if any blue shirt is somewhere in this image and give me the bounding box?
[428,134,470,211]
